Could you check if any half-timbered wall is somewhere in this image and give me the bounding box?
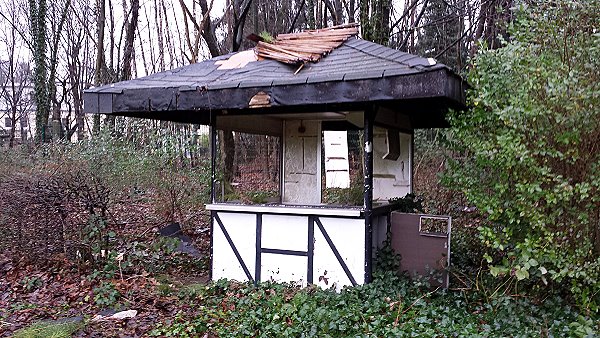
[210,207,367,290]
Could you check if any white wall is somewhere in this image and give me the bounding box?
[212,212,257,282]
[212,210,366,290]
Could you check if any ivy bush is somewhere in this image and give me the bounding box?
[150,276,598,337]
[445,0,600,310]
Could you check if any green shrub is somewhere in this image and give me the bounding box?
[388,193,425,213]
[92,280,120,308]
[445,0,600,310]
[322,180,363,206]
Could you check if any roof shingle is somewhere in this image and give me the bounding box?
[87,38,447,94]
[83,36,466,128]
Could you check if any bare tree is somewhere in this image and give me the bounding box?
[360,0,391,45]
[0,60,33,147]
[471,0,513,54]
[0,0,515,146]
[0,0,34,146]
[93,0,107,134]
[121,0,140,81]
[63,0,96,140]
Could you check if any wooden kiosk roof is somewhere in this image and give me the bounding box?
[83,32,466,129]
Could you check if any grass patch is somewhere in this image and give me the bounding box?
[13,319,84,338]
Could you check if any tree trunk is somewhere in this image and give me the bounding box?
[8,105,17,148]
[307,0,315,29]
[348,0,354,23]
[104,0,138,129]
[29,0,50,143]
[198,0,222,57]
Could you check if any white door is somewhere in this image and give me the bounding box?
[282,120,321,204]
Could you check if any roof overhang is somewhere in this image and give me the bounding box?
[84,67,465,129]
[83,37,467,130]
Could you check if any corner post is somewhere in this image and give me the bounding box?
[364,107,375,283]
[209,111,217,281]
[210,112,217,203]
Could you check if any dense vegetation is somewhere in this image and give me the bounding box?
[446,0,600,311]
[151,2,600,336]
[151,274,597,338]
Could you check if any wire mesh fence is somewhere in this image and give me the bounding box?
[215,131,281,204]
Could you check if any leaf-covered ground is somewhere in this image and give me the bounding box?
[0,189,211,338]
[0,256,204,337]
[3,250,599,338]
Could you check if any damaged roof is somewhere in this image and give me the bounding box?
[254,23,359,64]
[83,35,466,128]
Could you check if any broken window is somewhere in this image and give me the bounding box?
[321,129,364,206]
[215,131,281,204]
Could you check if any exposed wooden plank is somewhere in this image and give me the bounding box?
[255,23,359,67]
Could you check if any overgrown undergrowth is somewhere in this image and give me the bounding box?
[151,273,599,337]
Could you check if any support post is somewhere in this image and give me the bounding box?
[410,131,415,193]
[364,107,375,283]
[209,111,217,281]
[210,112,217,203]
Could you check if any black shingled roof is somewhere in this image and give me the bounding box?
[83,38,466,128]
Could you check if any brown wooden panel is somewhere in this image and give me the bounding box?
[390,212,450,288]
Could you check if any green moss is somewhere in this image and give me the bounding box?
[13,319,83,338]
[258,31,274,43]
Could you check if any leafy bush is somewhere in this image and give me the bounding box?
[322,180,363,206]
[93,280,121,308]
[388,193,425,213]
[445,1,600,309]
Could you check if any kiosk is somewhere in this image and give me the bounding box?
[84,25,466,289]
